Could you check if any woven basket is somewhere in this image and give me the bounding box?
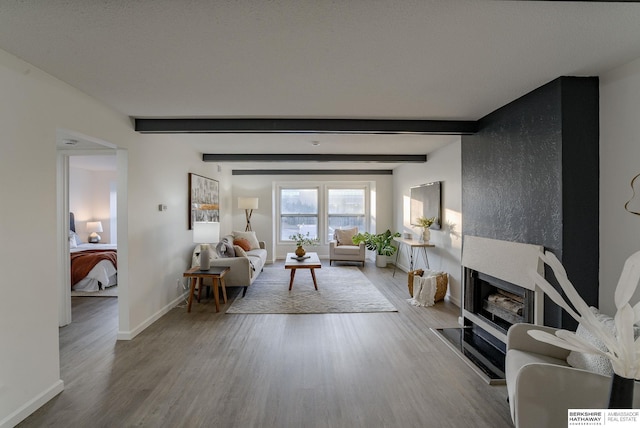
[407,269,448,302]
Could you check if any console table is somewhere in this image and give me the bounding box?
[392,237,435,277]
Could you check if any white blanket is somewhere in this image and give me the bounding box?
[408,274,437,307]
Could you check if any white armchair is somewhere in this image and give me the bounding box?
[329,227,365,266]
[506,323,640,428]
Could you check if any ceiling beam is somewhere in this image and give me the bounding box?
[202,154,426,163]
[134,118,477,134]
[232,169,393,175]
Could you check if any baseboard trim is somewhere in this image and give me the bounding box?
[0,379,64,428]
[117,293,187,341]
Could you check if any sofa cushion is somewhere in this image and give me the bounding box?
[333,245,361,255]
[233,231,261,250]
[233,238,252,252]
[335,228,357,246]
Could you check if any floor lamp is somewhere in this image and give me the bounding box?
[238,197,259,231]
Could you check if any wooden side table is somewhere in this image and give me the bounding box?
[183,266,230,312]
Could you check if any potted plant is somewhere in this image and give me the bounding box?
[415,216,436,242]
[289,232,320,257]
[353,229,401,267]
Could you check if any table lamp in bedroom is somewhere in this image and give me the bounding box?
[86,221,103,243]
[193,222,220,270]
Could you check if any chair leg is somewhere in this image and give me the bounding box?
[242,287,248,297]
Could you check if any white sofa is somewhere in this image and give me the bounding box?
[191,233,267,297]
[506,323,640,428]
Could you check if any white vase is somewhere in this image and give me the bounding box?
[422,228,431,243]
[199,244,211,270]
[375,254,387,268]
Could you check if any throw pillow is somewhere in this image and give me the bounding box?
[233,245,248,258]
[565,307,640,376]
[216,241,235,258]
[233,238,252,252]
[233,231,260,250]
[335,227,358,246]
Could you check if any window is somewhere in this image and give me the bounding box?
[279,188,319,241]
[278,183,370,244]
[327,188,366,241]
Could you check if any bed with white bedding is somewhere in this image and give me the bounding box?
[69,213,117,292]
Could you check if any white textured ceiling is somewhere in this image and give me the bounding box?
[3,0,640,169]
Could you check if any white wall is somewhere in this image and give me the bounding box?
[599,56,640,316]
[70,165,116,243]
[0,48,230,427]
[230,174,394,261]
[392,139,463,306]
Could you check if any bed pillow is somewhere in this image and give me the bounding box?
[233,231,260,250]
[69,231,81,248]
[69,234,78,248]
[335,228,357,246]
[233,238,252,252]
[69,231,82,246]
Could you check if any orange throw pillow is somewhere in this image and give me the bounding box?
[233,238,252,252]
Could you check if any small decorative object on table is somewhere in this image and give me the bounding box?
[529,250,640,408]
[289,232,319,258]
[415,216,436,242]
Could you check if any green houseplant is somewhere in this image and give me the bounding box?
[289,232,320,257]
[353,229,401,267]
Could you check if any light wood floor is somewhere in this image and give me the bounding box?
[19,262,513,428]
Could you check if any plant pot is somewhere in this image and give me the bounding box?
[375,254,387,268]
[421,228,430,243]
[295,246,306,257]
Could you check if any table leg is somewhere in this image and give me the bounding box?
[393,245,401,277]
[213,277,220,312]
[187,277,196,312]
[411,247,417,271]
[310,268,318,290]
[220,277,227,303]
[421,247,430,269]
[289,269,296,290]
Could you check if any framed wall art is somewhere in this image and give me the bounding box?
[188,173,219,229]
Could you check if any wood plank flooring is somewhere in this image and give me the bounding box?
[19,262,513,428]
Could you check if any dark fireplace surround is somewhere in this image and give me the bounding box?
[436,76,599,383]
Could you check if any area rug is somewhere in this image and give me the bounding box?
[71,286,118,297]
[226,265,397,314]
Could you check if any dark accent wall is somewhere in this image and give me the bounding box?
[462,77,599,329]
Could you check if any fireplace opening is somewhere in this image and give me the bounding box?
[465,270,535,335]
